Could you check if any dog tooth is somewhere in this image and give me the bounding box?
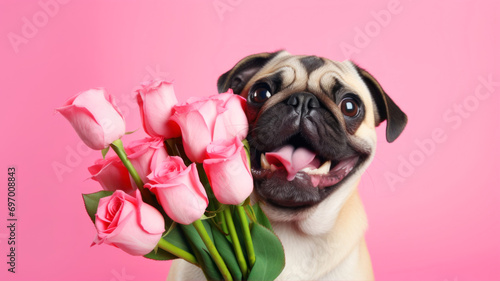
[316,161,332,174]
[302,161,332,175]
[270,164,277,172]
[261,154,271,169]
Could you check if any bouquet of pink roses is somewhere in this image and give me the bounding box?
[57,80,285,280]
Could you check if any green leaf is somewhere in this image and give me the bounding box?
[242,197,251,206]
[244,204,257,223]
[212,225,243,280]
[144,225,192,261]
[242,139,251,170]
[252,202,273,231]
[163,221,177,238]
[200,213,217,220]
[125,129,138,135]
[247,223,285,281]
[101,147,110,158]
[82,191,114,224]
[143,245,177,260]
[180,222,223,281]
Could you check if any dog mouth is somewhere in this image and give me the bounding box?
[257,146,359,189]
[250,134,366,208]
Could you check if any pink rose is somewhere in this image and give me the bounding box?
[203,138,253,205]
[170,91,248,163]
[92,190,165,256]
[126,137,168,184]
[209,91,248,141]
[136,80,181,138]
[88,155,135,194]
[57,88,125,150]
[144,156,208,224]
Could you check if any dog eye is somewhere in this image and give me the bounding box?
[340,97,360,117]
[250,86,272,103]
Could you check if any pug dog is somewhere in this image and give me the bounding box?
[168,50,407,280]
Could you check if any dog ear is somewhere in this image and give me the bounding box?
[354,64,408,143]
[217,51,284,95]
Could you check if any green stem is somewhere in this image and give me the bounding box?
[165,138,192,166]
[224,208,248,277]
[192,220,233,281]
[110,139,144,189]
[219,209,230,237]
[196,163,218,212]
[164,139,177,157]
[236,205,256,268]
[157,238,197,265]
[110,139,153,204]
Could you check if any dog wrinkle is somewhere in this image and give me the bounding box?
[299,56,325,75]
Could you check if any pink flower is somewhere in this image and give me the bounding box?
[144,156,208,224]
[92,190,165,256]
[88,155,134,194]
[170,90,248,163]
[126,137,168,184]
[203,138,253,205]
[136,80,181,138]
[209,91,248,141]
[57,88,125,150]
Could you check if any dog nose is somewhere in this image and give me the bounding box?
[287,92,320,115]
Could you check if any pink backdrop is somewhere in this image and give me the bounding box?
[1,0,499,280]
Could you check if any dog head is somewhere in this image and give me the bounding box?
[218,50,407,224]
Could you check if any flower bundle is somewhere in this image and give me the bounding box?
[57,80,285,280]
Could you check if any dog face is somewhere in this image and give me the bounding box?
[218,51,407,217]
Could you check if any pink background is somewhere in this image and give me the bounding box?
[1,0,499,280]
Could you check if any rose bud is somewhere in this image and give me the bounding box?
[203,137,253,205]
[136,80,181,139]
[170,92,248,163]
[57,88,126,150]
[144,156,208,225]
[88,155,135,194]
[126,137,168,184]
[92,190,165,256]
[210,90,248,141]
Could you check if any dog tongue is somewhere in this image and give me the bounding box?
[265,145,319,181]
